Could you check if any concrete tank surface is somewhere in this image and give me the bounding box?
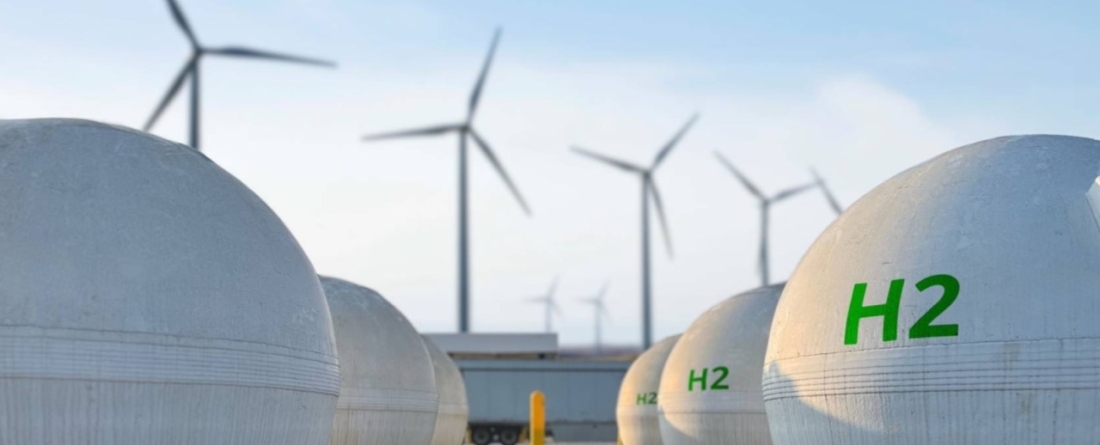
[321,277,438,445]
[763,135,1100,445]
[0,119,340,444]
[616,335,680,445]
[659,285,782,445]
[424,336,470,445]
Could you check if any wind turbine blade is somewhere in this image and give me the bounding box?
[166,0,199,48]
[811,167,843,214]
[714,152,765,200]
[648,179,674,258]
[771,182,817,202]
[551,299,562,316]
[361,124,463,141]
[205,47,336,68]
[468,28,501,122]
[144,58,196,131]
[470,129,532,216]
[597,281,610,300]
[652,113,699,169]
[548,277,559,298]
[571,147,644,173]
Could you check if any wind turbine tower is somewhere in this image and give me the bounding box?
[715,152,817,287]
[572,114,697,348]
[362,29,531,333]
[579,282,610,353]
[144,0,335,150]
[526,278,561,333]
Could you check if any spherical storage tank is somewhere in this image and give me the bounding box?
[321,277,438,445]
[423,336,469,445]
[658,284,783,445]
[616,335,681,445]
[763,135,1100,445]
[0,119,340,444]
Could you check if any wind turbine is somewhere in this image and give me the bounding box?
[363,28,530,334]
[715,152,817,287]
[811,167,844,215]
[526,278,561,333]
[578,282,610,354]
[144,0,336,150]
[572,114,698,349]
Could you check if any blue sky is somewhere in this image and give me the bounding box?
[2,0,1098,346]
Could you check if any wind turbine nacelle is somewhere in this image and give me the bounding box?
[320,277,438,445]
[764,135,1100,445]
[616,335,681,445]
[0,119,340,444]
[658,285,783,445]
[423,337,470,445]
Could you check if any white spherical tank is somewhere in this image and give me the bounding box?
[423,336,470,445]
[0,119,340,444]
[617,335,681,445]
[763,135,1100,445]
[658,284,783,445]
[321,277,438,445]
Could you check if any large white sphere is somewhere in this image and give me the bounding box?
[423,336,469,445]
[659,285,783,445]
[764,135,1100,445]
[0,119,340,444]
[617,335,681,445]
[321,277,438,445]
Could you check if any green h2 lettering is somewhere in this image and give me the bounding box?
[844,274,960,346]
[688,368,707,392]
[844,279,904,345]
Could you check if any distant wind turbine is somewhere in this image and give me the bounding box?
[811,167,844,215]
[527,278,561,333]
[578,282,611,353]
[715,152,817,287]
[363,28,531,333]
[572,114,698,349]
[144,0,336,150]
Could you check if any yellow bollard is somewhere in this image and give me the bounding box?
[530,390,545,445]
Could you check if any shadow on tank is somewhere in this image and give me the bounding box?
[758,361,887,445]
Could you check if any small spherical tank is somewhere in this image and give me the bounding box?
[763,135,1100,445]
[320,277,438,445]
[423,336,470,445]
[616,335,680,445]
[0,119,341,444]
[658,284,783,445]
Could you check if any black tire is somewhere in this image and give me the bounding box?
[471,427,492,445]
[499,428,519,445]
